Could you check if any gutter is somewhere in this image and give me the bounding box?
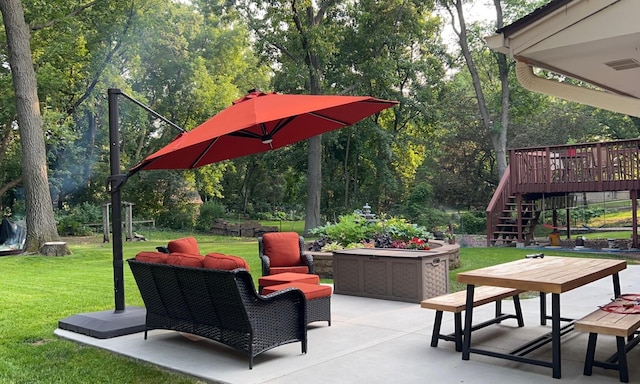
[515,61,640,118]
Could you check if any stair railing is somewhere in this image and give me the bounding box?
[486,167,511,247]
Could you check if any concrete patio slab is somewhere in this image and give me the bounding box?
[55,264,640,384]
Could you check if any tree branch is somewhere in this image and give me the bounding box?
[0,175,23,200]
[71,3,136,113]
[30,1,98,31]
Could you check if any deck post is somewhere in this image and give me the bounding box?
[516,194,524,245]
[632,190,638,249]
[565,206,571,239]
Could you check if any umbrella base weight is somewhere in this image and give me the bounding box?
[58,306,146,339]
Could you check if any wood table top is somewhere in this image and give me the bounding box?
[457,256,626,294]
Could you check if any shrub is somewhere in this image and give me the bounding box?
[55,202,102,236]
[377,217,430,241]
[157,206,197,230]
[310,213,376,247]
[309,214,430,249]
[460,211,486,234]
[196,201,227,231]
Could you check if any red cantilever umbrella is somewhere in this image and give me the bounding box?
[130,90,398,173]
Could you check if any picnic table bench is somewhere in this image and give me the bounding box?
[575,306,640,382]
[421,286,524,351]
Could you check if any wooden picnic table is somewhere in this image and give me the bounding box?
[457,256,626,379]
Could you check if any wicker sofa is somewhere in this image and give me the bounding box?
[127,258,307,369]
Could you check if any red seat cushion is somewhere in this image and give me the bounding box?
[203,252,249,271]
[258,272,320,288]
[135,251,169,264]
[167,252,204,268]
[262,282,332,300]
[168,237,200,255]
[262,232,301,267]
[270,266,309,274]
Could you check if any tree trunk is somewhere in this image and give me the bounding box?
[292,1,329,234]
[1,0,64,253]
[448,0,509,179]
[304,135,322,234]
[493,0,509,178]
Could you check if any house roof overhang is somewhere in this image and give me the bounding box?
[485,0,640,117]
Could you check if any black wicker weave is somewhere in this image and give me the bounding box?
[127,259,307,369]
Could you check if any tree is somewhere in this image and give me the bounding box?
[232,0,345,234]
[440,0,508,179]
[440,0,546,179]
[0,0,62,252]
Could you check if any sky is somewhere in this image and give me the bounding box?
[440,1,497,49]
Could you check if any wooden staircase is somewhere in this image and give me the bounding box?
[490,196,539,246]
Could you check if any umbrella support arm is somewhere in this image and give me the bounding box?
[110,88,186,134]
[106,174,128,194]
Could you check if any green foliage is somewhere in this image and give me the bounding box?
[7,0,640,244]
[311,214,430,247]
[157,208,197,231]
[460,211,487,234]
[569,206,605,224]
[55,203,102,236]
[195,201,227,231]
[310,213,377,246]
[378,217,430,241]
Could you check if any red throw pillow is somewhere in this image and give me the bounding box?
[167,237,200,255]
[167,252,204,268]
[135,251,169,264]
[203,252,250,271]
[262,232,301,267]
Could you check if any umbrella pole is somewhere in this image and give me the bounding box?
[56,90,146,338]
[108,88,126,312]
[106,88,185,312]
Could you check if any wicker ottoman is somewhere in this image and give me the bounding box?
[262,282,332,326]
[258,272,320,292]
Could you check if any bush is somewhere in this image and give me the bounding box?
[56,215,93,236]
[310,213,377,246]
[459,211,486,234]
[55,202,102,236]
[309,214,430,249]
[196,201,227,231]
[378,217,430,241]
[157,206,197,230]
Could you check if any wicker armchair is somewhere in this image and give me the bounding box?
[258,232,314,276]
[127,259,307,369]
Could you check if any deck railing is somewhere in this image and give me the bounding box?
[509,139,640,194]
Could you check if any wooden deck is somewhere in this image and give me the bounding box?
[487,139,640,247]
[510,139,640,194]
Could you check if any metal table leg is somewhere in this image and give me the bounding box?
[461,284,475,360]
[552,293,561,379]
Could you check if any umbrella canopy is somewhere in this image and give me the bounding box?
[130,90,398,173]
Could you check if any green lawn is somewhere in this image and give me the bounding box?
[1,231,635,383]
